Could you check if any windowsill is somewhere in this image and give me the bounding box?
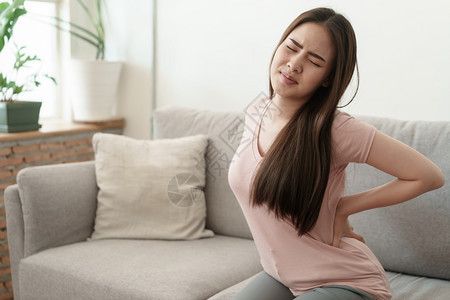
[0,118,125,142]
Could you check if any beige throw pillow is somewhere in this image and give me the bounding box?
[90,133,214,240]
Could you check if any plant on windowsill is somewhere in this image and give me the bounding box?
[0,0,56,133]
[48,0,122,122]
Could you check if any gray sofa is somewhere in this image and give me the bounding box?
[5,106,450,299]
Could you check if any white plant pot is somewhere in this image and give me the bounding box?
[67,60,122,122]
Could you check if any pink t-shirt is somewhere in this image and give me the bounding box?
[228,97,391,299]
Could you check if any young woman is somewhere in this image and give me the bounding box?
[228,7,444,300]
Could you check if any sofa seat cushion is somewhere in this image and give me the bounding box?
[387,271,450,299]
[19,235,262,300]
[208,271,450,300]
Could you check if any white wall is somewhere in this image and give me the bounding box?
[156,0,450,122]
[70,0,154,139]
[104,0,154,139]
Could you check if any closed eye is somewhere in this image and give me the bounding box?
[309,60,321,67]
[288,38,327,64]
[286,45,297,52]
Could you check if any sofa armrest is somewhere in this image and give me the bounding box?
[4,184,24,299]
[10,161,98,258]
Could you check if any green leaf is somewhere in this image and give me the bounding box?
[47,19,100,48]
[12,84,23,95]
[45,74,57,85]
[6,80,16,89]
[0,0,27,52]
[47,15,101,42]
[0,2,10,12]
[76,0,97,33]
[27,0,105,60]
[0,73,6,87]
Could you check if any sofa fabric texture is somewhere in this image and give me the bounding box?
[209,271,450,300]
[91,133,213,240]
[4,106,449,300]
[153,108,253,240]
[346,116,450,280]
[19,236,260,300]
[17,162,98,257]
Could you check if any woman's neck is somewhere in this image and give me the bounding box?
[272,94,307,122]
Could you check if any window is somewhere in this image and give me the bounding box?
[2,0,60,118]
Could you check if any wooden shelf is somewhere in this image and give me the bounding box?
[0,118,125,142]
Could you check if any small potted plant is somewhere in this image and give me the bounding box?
[50,0,122,122]
[0,0,56,133]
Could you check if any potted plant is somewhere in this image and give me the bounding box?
[0,0,55,133]
[51,0,122,122]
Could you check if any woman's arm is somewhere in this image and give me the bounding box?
[332,130,445,247]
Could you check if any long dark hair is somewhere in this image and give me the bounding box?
[251,7,358,235]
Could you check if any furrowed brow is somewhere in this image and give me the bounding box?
[288,38,326,62]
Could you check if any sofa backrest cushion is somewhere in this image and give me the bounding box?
[347,116,450,280]
[154,107,449,280]
[153,107,252,239]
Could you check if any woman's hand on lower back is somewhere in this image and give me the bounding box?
[332,206,365,247]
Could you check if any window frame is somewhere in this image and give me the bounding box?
[27,0,66,120]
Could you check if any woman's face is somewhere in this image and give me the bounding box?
[270,22,336,104]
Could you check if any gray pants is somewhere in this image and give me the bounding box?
[234,272,376,300]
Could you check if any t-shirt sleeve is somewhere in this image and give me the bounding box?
[332,112,376,166]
